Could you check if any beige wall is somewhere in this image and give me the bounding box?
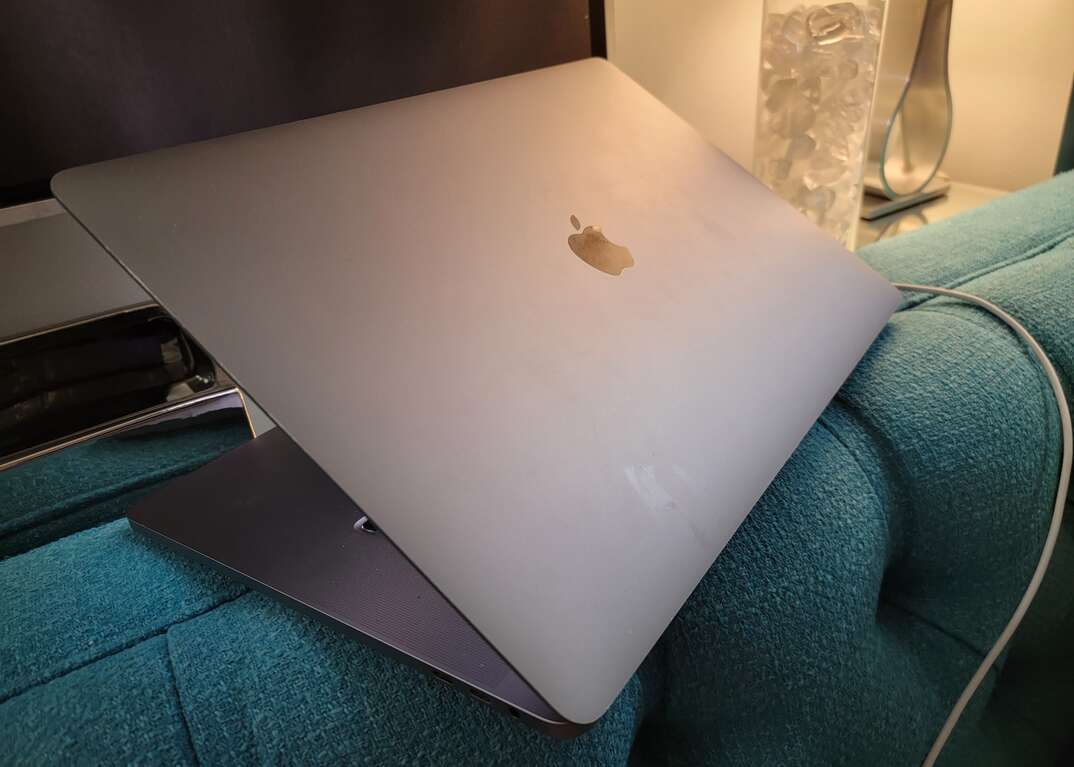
[607,0,1074,191]
[606,0,762,169]
[942,0,1074,190]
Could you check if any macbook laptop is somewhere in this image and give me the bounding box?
[52,58,900,734]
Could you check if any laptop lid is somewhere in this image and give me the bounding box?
[53,58,899,725]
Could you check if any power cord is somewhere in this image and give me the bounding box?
[891,283,1073,767]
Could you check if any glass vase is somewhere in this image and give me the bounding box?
[753,0,885,245]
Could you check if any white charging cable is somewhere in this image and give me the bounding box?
[891,283,1073,767]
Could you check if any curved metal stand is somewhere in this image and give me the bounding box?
[863,0,954,202]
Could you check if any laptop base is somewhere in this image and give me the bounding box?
[128,429,579,736]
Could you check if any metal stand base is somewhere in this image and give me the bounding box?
[860,174,951,220]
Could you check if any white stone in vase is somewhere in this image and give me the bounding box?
[753,0,884,244]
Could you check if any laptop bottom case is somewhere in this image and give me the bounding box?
[128,427,579,736]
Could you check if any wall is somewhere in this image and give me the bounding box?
[607,0,1074,191]
[942,0,1074,190]
[606,0,761,170]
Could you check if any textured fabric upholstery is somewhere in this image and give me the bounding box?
[2,172,1072,765]
[0,417,249,558]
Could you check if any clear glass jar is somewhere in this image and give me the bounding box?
[752,0,885,245]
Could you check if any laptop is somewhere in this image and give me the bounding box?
[52,58,900,734]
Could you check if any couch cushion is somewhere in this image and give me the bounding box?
[858,170,1074,305]
[646,298,1065,765]
[0,520,657,765]
[0,517,245,704]
[168,593,657,765]
[0,416,249,558]
[1,636,197,765]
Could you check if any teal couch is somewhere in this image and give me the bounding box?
[2,173,1073,765]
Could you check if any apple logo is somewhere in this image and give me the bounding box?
[568,215,634,276]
